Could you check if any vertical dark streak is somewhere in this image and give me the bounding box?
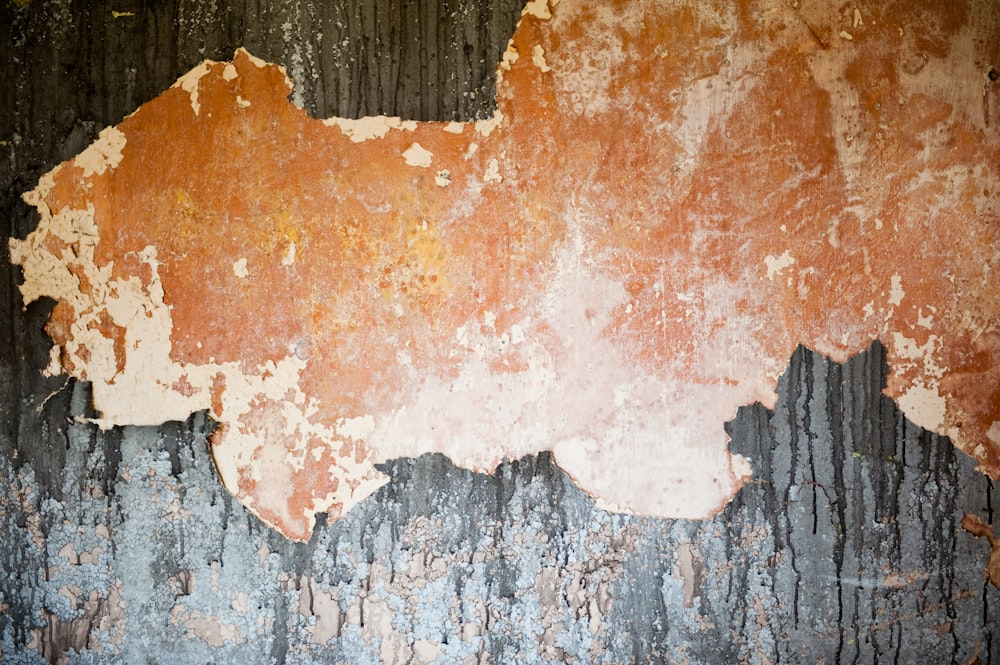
[985,77,991,127]
[784,349,803,628]
[804,353,819,537]
[828,353,851,665]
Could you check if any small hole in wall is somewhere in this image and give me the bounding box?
[989,68,999,82]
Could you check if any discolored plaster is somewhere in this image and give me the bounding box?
[9,0,1000,545]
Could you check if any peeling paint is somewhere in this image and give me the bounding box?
[763,251,795,281]
[172,62,212,115]
[73,126,126,178]
[532,44,552,72]
[889,273,905,306]
[325,115,419,142]
[9,0,1000,543]
[402,142,433,167]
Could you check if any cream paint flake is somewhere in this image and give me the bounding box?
[474,110,505,137]
[763,250,795,280]
[172,62,212,115]
[522,0,552,20]
[73,127,127,178]
[532,44,552,72]
[896,381,947,432]
[889,274,905,306]
[483,158,503,183]
[402,142,433,167]
[325,115,419,142]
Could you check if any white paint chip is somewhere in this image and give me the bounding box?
[73,127,127,178]
[763,250,795,280]
[233,258,249,278]
[324,116,418,142]
[897,382,947,432]
[532,44,552,72]
[484,158,503,183]
[889,274,904,306]
[475,112,504,138]
[402,142,433,168]
[173,62,212,115]
[522,0,551,19]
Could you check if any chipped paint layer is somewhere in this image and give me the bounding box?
[9,0,1000,541]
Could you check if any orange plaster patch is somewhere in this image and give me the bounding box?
[10,0,1000,540]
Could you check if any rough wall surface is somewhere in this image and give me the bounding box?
[1,0,998,663]
[8,0,1000,543]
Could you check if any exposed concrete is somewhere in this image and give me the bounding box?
[1,344,997,662]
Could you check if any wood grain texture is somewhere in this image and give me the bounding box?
[1,1,997,662]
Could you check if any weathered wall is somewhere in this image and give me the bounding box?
[1,1,998,663]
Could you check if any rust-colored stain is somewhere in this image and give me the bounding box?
[961,514,1000,590]
[10,0,1000,540]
